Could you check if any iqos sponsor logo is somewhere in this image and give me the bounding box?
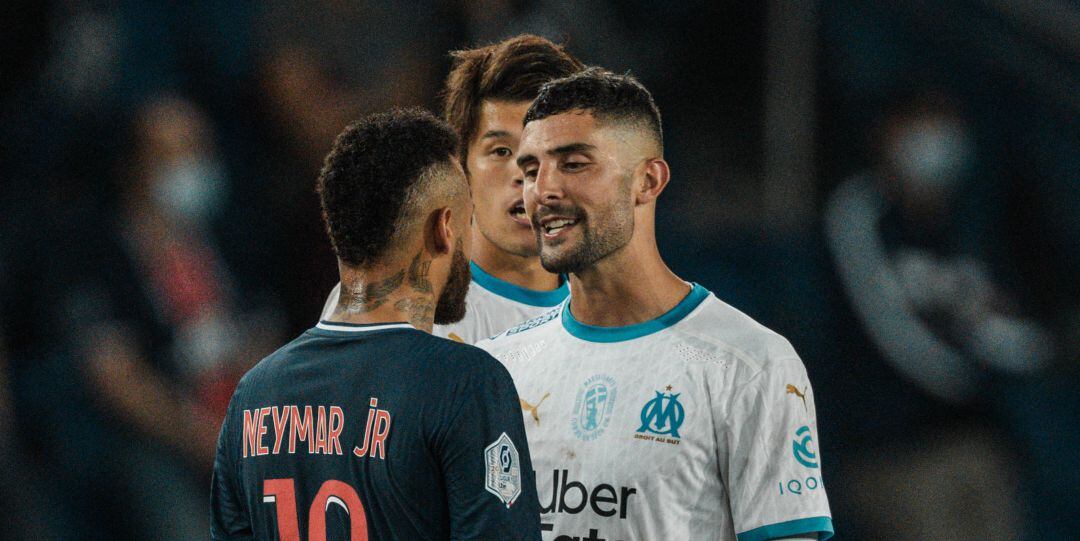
[779,475,822,496]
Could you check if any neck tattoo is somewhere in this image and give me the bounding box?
[339,270,405,314]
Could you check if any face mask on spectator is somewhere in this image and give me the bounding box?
[889,117,973,193]
[152,156,226,222]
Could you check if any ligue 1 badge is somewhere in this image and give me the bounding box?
[484,432,522,508]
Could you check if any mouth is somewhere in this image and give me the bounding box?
[538,215,580,241]
[508,201,531,227]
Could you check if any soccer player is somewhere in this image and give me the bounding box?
[479,69,834,540]
[321,35,584,344]
[211,109,540,540]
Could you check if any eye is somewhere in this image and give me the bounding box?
[523,167,538,180]
[563,161,587,171]
[492,147,512,158]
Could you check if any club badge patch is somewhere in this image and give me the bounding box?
[633,386,685,445]
[484,432,522,507]
[571,374,617,441]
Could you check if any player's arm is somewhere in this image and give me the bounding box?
[433,351,541,540]
[720,355,834,541]
[83,323,217,467]
[211,396,254,541]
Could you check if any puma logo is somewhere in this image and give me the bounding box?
[519,393,550,425]
[785,384,807,411]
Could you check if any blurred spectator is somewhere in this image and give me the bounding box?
[826,93,1055,402]
[86,94,279,421]
[823,91,1077,540]
[254,0,446,163]
[45,95,283,540]
[240,0,462,328]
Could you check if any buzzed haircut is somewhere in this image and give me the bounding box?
[317,107,460,268]
[525,67,663,151]
[443,34,584,168]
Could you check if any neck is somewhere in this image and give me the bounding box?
[328,252,437,333]
[568,234,689,327]
[471,230,561,291]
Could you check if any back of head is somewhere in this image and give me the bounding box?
[525,67,663,154]
[443,34,584,167]
[317,108,461,268]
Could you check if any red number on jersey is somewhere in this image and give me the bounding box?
[263,478,369,541]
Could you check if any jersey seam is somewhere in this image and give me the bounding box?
[677,326,792,374]
[718,356,801,434]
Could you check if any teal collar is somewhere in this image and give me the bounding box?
[561,283,710,343]
[470,261,569,307]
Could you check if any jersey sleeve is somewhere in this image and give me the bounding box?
[721,356,834,541]
[211,397,255,541]
[433,351,542,540]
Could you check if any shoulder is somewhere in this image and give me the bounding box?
[431,287,497,343]
[671,295,803,378]
[411,332,513,380]
[233,330,313,394]
[475,304,563,351]
[429,334,502,364]
[434,286,549,344]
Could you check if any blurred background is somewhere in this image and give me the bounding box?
[0,1,1076,539]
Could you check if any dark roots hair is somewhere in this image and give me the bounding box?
[317,107,459,267]
[525,67,663,151]
[443,34,584,169]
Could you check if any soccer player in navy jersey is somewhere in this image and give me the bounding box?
[211,108,540,540]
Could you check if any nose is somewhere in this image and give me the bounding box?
[531,162,564,205]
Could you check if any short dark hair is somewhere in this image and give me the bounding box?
[443,34,584,168]
[317,107,459,267]
[525,67,663,150]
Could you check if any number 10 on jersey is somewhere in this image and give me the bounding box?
[263,478,369,540]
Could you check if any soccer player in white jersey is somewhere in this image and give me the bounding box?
[321,35,583,343]
[478,68,834,540]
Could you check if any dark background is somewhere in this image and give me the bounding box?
[1,1,1076,539]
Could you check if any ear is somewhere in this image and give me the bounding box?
[635,158,671,205]
[427,206,455,256]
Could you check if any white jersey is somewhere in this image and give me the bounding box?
[320,261,569,344]
[477,283,833,541]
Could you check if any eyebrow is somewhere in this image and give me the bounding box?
[516,142,597,168]
[478,129,512,141]
[551,142,596,156]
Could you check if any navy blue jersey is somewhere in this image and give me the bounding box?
[211,321,541,540]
